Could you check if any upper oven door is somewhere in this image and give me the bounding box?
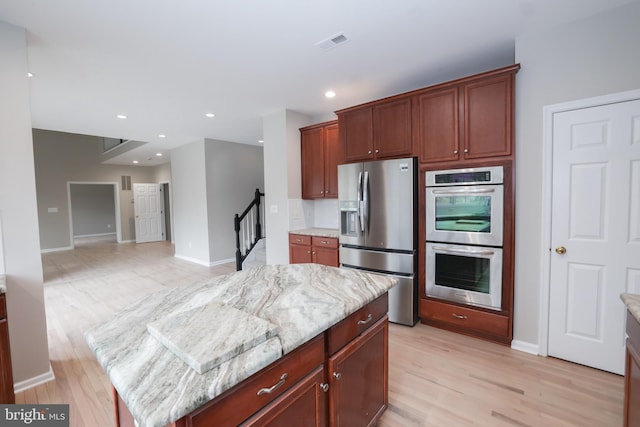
[426,184,503,246]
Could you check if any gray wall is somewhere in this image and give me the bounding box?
[171,140,210,265]
[69,184,116,237]
[32,129,163,249]
[204,139,264,262]
[513,2,640,347]
[0,21,50,385]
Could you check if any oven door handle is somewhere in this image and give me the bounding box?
[432,246,496,256]
[431,187,496,195]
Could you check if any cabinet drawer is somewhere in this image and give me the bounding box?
[289,234,311,246]
[327,294,388,355]
[311,236,338,249]
[421,299,508,338]
[0,295,5,320]
[187,334,324,427]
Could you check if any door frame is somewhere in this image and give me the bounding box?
[159,180,173,243]
[538,87,640,356]
[66,181,122,249]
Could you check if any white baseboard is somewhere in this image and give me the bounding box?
[73,232,116,238]
[511,340,540,355]
[174,254,235,267]
[118,239,134,244]
[13,363,55,394]
[40,246,73,254]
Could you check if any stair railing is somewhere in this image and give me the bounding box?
[234,188,265,271]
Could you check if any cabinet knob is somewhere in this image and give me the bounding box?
[375,149,379,154]
[453,150,458,154]
[368,150,372,154]
[320,190,324,194]
[464,148,469,153]
[320,383,329,392]
[333,372,342,380]
[307,251,311,254]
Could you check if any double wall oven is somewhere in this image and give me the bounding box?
[425,166,504,311]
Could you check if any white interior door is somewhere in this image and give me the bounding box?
[548,98,640,375]
[133,183,163,243]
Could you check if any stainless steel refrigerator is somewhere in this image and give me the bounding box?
[338,157,418,326]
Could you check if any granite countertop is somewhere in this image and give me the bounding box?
[621,293,640,324]
[0,275,5,294]
[85,264,396,427]
[290,227,339,239]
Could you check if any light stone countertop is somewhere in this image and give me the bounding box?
[0,275,5,294]
[621,293,640,324]
[290,227,339,239]
[85,263,397,427]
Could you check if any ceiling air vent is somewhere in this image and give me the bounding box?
[315,32,349,50]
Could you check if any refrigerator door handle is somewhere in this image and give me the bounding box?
[363,170,370,234]
[357,172,364,232]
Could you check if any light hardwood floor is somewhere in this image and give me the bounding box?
[16,238,623,426]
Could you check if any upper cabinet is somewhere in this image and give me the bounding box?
[415,65,518,165]
[338,97,413,162]
[301,121,340,199]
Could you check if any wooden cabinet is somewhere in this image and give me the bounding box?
[339,97,413,163]
[625,311,640,427]
[327,316,388,427]
[301,121,340,199]
[0,294,14,404]
[415,65,517,165]
[289,234,339,268]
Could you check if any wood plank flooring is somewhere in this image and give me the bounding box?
[15,237,623,426]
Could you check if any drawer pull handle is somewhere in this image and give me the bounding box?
[257,373,288,396]
[357,314,373,325]
[452,313,468,320]
[320,383,329,392]
[333,372,342,380]
[321,240,328,244]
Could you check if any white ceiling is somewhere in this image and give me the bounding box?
[0,0,635,165]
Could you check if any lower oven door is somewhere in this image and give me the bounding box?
[426,242,502,310]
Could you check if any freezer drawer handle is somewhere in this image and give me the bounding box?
[257,373,288,396]
[357,313,373,325]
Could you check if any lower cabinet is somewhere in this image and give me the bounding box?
[625,311,640,427]
[328,317,388,427]
[289,234,339,268]
[0,294,14,404]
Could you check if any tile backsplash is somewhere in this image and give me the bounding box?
[288,199,339,231]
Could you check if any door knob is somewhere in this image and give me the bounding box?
[555,246,567,255]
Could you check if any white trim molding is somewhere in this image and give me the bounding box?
[174,254,235,268]
[539,87,640,357]
[41,246,73,254]
[13,363,55,394]
[511,340,540,356]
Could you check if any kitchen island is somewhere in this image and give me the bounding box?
[85,263,397,427]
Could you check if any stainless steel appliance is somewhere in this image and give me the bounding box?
[338,157,418,326]
[425,166,504,311]
[425,166,504,247]
[425,242,502,310]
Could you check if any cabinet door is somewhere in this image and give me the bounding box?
[416,87,460,164]
[242,366,327,427]
[0,319,13,404]
[323,123,340,198]
[340,108,374,162]
[313,246,339,268]
[328,317,388,427]
[462,74,513,159]
[301,127,326,199]
[290,244,312,264]
[373,97,412,159]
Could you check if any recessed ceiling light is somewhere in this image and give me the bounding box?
[132,160,139,164]
[156,153,163,157]
[158,134,166,138]
[205,113,215,118]
[116,114,127,119]
[258,140,264,144]
[325,90,336,99]
[27,72,34,78]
